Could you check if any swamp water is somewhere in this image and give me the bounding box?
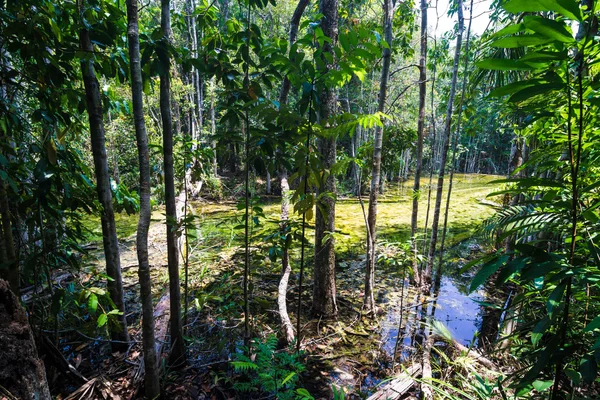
[82,173,501,398]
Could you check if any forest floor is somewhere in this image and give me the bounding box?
[64,173,502,399]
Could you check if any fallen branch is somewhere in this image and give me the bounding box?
[431,334,496,370]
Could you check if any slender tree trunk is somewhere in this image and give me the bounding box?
[126,1,161,397]
[435,0,473,289]
[160,0,185,366]
[209,78,217,175]
[0,179,17,295]
[410,0,428,284]
[279,0,310,105]
[79,24,129,348]
[278,169,295,344]
[363,0,393,313]
[424,0,464,288]
[312,0,338,318]
[276,0,309,343]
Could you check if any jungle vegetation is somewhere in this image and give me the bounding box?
[0,0,599,399]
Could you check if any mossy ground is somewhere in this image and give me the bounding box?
[78,173,501,398]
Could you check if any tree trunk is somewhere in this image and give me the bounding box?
[424,0,464,289]
[276,0,309,342]
[435,0,474,289]
[411,0,427,256]
[0,178,17,296]
[363,0,393,313]
[279,0,310,105]
[79,24,129,348]
[209,78,218,175]
[126,1,161,397]
[278,170,295,344]
[0,279,51,400]
[312,0,338,318]
[160,0,185,367]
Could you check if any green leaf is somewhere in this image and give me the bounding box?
[519,50,569,62]
[580,354,597,383]
[532,316,550,346]
[281,371,296,386]
[532,380,553,391]
[523,16,574,43]
[470,255,509,293]
[546,282,565,318]
[476,59,539,71]
[584,316,600,332]
[508,82,564,103]
[431,320,453,342]
[492,34,554,48]
[88,293,98,314]
[492,23,526,38]
[503,0,582,21]
[97,313,108,327]
[489,79,542,97]
[565,368,581,385]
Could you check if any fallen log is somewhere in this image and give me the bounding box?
[366,363,421,400]
[421,335,435,400]
[431,334,496,370]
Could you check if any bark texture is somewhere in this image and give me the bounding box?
[278,170,295,344]
[363,0,393,313]
[279,0,310,105]
[424,0,464,287]
[410,0,428,284]
[312,0,338,318]
[126,0,161,397]
[79,26,129,348]
[160,0,185,366]
[0,178,17,295]
[0,279,51,400]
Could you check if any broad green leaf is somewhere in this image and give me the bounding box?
[503,0,582,21]
[546,282,565,318]
[509,82,564,102]
[532,380,553,391]
[489,79,542,97]
[88,293,98,314]
[97,313,108,327]
[565,368,581,385]
[519,50,569,62]
[492,23,526,38]
[492,34,554,48]
[523,16,574,43]
[580,354,597,383]
[470,255,509,293]
[584,315,600,332]
[476,59,538,71]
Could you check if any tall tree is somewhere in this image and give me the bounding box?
[125,0,161,397]
[424,0,464,286]
[79,14,129,348]
[312,0,338,318]
[277,0,310,345]
[363,0,394,313]
[410,0,428,285]
[436,0,474,289]
[159,0,185,366]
